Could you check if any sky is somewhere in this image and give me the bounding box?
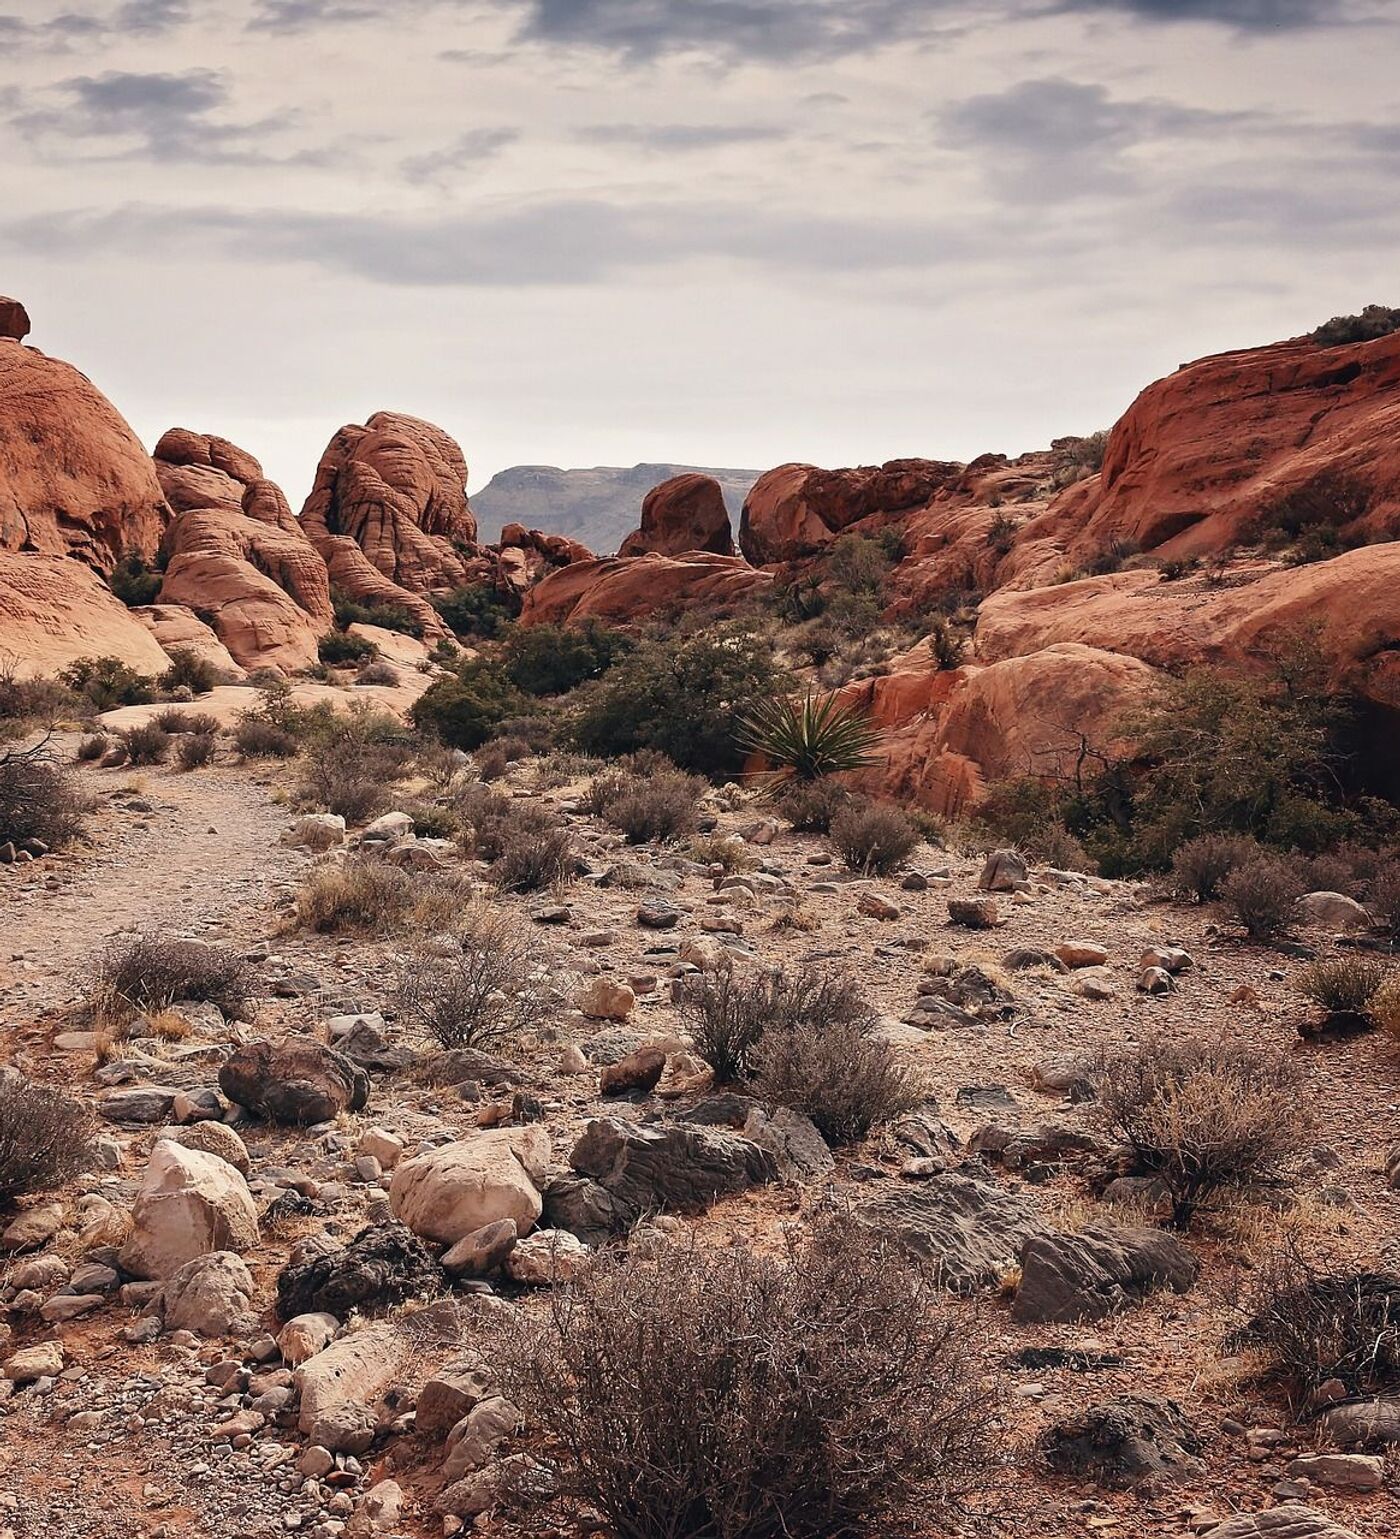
[3,0,1398,506]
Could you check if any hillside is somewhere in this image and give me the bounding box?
[471,463,760,552]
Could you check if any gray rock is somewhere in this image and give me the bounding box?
[1012,1224,1199,1323]
[1200,1504,1365,1538]
[978,849,1028,892]
[742,1105,834,1184]
[1318,1395,1400,1446]
[1039,1396,1203,1489]
[97,1086,182,1124]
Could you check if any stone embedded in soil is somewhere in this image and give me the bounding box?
[1011,1223,1199,1323]
[1039,1395,1204,1489]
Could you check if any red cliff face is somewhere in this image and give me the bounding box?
[300,412,478,594]
[619,473,734,559]
[520,551,772,626]
[0,336,168,575]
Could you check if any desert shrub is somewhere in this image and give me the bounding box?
[412,659,527,752]
[756,1015,924,1144]
[927,617,966,671]
[826,532,894,595]
[687,833,758,873]
[585,761,705,844]
[356,659,401,687]
[397,909,549,1049]
[295,706,414,825]
[1095,1034,1305,1228]
[1220,854,1305,940]
[1084,537,1141,577]
[779,777,851,834]
[1369,865,1400,940]
[1370,974,1400,1039]
[1254,470,1372,558]
[293,860,417,933]
[490,1222,993,1539]
[154,707,219,734]
[830,799,920,876]
[684,963,872,1084]
[573,624,787,778]
[75,733,109,762]
[92,935,253,1022]
[455,785,547,859]
[176,731,218,771]
[1311,304,1400,347]
[1170,832,1261,902]
[1244,1247,1400,1407]
[232,715,299,758]
[739,692,881,784]
[331,589,423,637]
[159,647,219,695]
[433,583,519,640]
[490,825,575,893]
[473,742,511,781]
[0,746,85,849]
[0,1077,94,1207]
[986,512,1018,554]
[121,723,171,766]
[1292,955,1391,1025]
[1050,430,1110,488]
[397,799,461,840]
[59,656,154,712]
[109,554,162,608]
[0,664,78,735]
[502,621,630,697]
[318,630,376,666]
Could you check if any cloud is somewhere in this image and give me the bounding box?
[579,122,788,150]
[249,0,384,30]
[5,198,985,287]
[10,69,321,166]
[1054,0,1355,28]
[0,0,187,49]
[936,77,1258,200]
[400,128,521,184]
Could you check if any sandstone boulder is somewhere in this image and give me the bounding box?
[119,1140,260,1280]
[219,1038,370,1125]
[158,1250,255,1336]
[1039,1396,1203,1489]
[619,473,734,558]
[519,551,772,627]
[0,297,30,342]
[389,1128,551,1245]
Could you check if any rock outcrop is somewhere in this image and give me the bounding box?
[0,298,30,342]
[0,333,167,573]
[131,603,245,680]
[154,429,332,673]
[519,551,772,626]
[619,473,734,558]
[301,413,477,593]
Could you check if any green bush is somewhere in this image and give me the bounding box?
[159,647,219,695]
[738,692,880,784]
[109,555,162,608]
[59,656,154,712]
[831,800,920,876]
[826,532,894,595]
[1311,304,1400,347]
[573,624,788,779]
[502,621,630,696]
[122,723,171,765]
[331,589,423,637]
[411,659,527,751]
[1292,956,1391,1024]
[318,631,377,666]
[779,777,852,834]
[433,583,519,640]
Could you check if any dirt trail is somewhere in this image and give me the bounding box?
[1,758,303,1032]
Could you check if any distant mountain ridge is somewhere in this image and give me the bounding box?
[471,463,761,555]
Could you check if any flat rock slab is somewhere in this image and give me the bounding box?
[1203,1507,1365,1539]
[855,1170,1045,1290]
[1012,1223,1198,1324]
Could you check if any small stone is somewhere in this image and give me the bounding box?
[1055,941,1109,969]
[599,1046,667,1097]
[1137,966,1175,996]
[857,891,901,920]
[1285,1452,1383,1490]
[578,977,635,1022]
[442,1218,519,1277]
[948,898,1000,929]
[978,849,1028,892]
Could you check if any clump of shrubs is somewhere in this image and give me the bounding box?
[75,733,109,762]
[584,759,705,844]
[433,583,518,640]
[59,656,154,712]
[121,722,171,766]
[159,648,219,695]
[355,659,400,688]
[153,707,220,735]
[0,1076,95,1206]
[412,659,528,751]
[1220,854,1305,940]
[396,909,550,1049]
[293,860,418,933]
[317,631,377,666]
[294,706,415,825]
[830,799,920,876]
[1292,955,1392,1029]
[0,746,86,849]
[331,590,423,637]
[108,554,162,607]
[490,826,576,894]
[1095,1034,1305,1229]
[176,731,218,771]
[232,714,299,759]
[1170,832,1261,902]
[778,778,851,834]
[502,621,630,696]
[91,935,253,1022]
[490,1222,994,1539]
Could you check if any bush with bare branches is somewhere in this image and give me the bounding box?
[0,743,85,849]
[91,935,254,1023]
[396,910,550,1049]
[1095,1034,1306,1228]
[830,800,920,876]
[0,1076,95,1207]
[489,1222,995,1539]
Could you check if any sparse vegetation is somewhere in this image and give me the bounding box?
[0,743,86,849]
[1170,832,1260,902]
[1220,854,1305,941]
[91,935,253,1022]
[1311,304,1400,347]
[294,706,414,824]
[108,554,162,608]
[739,691,881,784]
[1370,973,1400,1039]
[176,731,218,770]
[830,799,920,876]
[121,722,171,765]
[1292,955,1391,1027]
[396,909,550,1049]
[779,776,852,834]
[159,648,219,695]
[75,733,109,762]
[491,1223,994,1539]
[1095,1034,1305,1228]
[589,762,705,844]
[293,860,418,933]
[59,656,154,712]
[0,1077,94,1207]
[490,825,576,893]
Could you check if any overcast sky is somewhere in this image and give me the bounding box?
[3,0,1397,505]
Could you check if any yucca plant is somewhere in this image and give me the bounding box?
[737,691,882,784]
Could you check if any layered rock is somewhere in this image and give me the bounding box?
[519,551,772,626]
[0,334,167,573]
[619,473,734,558]
[494,524,593,594]
[301,412,476,593]
[154,428,332,672]
[0,552,171,679]
[131,603,245,680]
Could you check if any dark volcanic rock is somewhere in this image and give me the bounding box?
[276,1222,443,1320]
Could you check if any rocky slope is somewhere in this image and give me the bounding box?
[472,463,758,553]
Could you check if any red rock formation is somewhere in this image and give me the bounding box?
[0,298,30,343]
[520,552,772,626]
[838,642,1160,817]
[495,524,593,594]
[0,338,167,573]
[154,429,333,673]
[0,552,171,679]
[739,459,960,565]
[1043,329,1400,560]
[301,413,477,593]
[132,603,246,681]
[619,473,734,558]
